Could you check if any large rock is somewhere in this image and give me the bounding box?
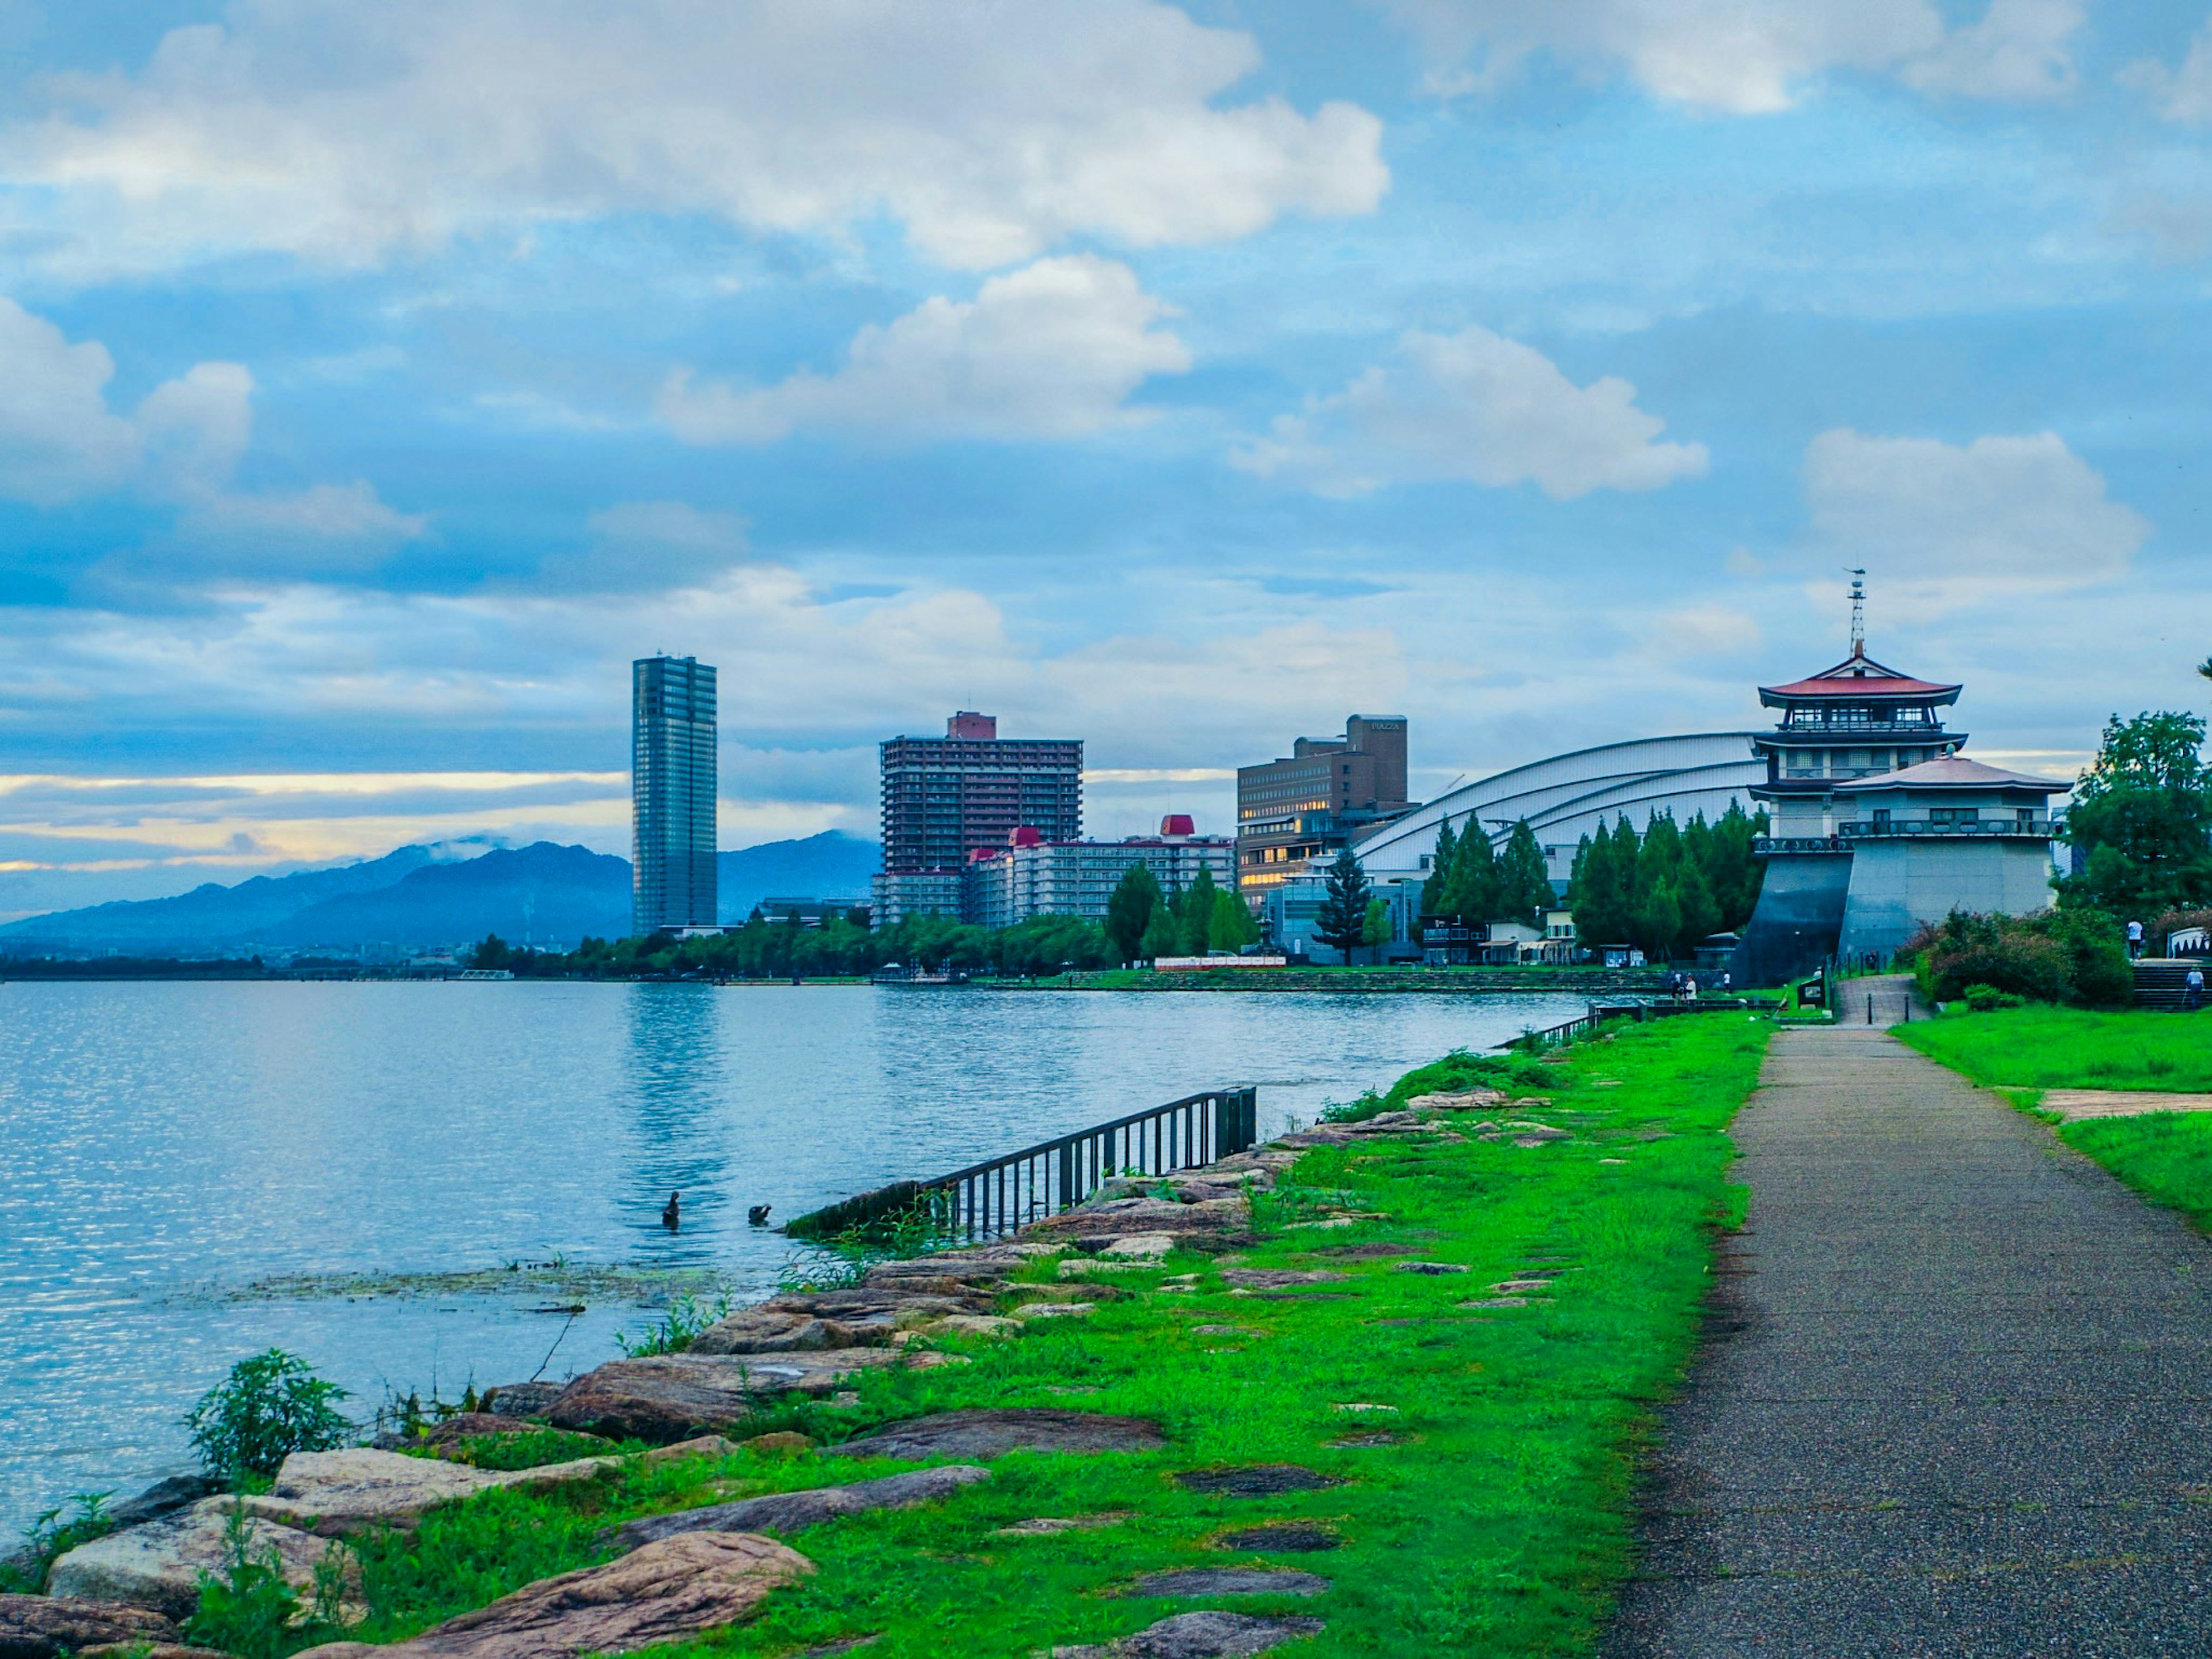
[0,1594,179,1659]
[827,1410,1164,1461]
[611,1466,990,1551]
[106,1476,222,1530]
[482,1382,563,1419]
[547,1350,902,1441]
[1029,1197,1249,1248]
[46,1498,342,1618]
[690,1309,885,1356]
[1171,1467,1341,1498]
[240,1448,622,1534]
[1052,1612,1325,1658]
[1116,1570,1329,1599]
[293,1532,811,1659]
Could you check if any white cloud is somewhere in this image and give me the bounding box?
[1376,0,2078,112]
[528,500,752,592]
[0,297,420,567]
[4,0,1387,275]
[0,298,142,503]
[171,482,426,570]
[1801,429,2149,599]
[2124,16,2212,124]
[659,256,1190,445]
[1233,324,1706,501]
[1901,0,2081,100]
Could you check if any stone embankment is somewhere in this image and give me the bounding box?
[7,1096,1501,1659]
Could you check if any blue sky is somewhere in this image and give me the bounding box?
[2,0,2210,918]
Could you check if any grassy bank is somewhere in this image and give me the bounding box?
[1900,1005,2212,1235]
[241,1016,1770,1658]
[1896,1005,2212,1093]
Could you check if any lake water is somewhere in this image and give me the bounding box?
[0,980,1585,1536]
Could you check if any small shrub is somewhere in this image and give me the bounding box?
[613,1293,732,1357]
[186,1349,353,1484]
[0,1493,115,1592]
[1961,983,2028,1012]
[183,1503,304,1659]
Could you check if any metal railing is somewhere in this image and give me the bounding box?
[788,1086,1260,1243]
[1509,997,1759,1052]
[1837,818,2056,839]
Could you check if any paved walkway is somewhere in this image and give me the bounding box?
[1836,972,1923,1028]
[1603,1026,2212,1657]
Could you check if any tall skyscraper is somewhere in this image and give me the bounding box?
[631,656,718,935]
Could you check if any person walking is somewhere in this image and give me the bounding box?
[2127,919,2145,960]
[2188,965,2205,1012]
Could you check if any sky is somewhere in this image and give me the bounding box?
[3,0,2211,919]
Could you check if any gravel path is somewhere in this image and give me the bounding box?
[1603,1025,2212,1657]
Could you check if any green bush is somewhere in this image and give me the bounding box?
[184,1504,307,1659]
[1960,983,2028,1012]
[185,1350,353,1484]
[1907,908,2133,1009]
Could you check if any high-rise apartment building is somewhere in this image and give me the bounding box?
[1236,714,1414,906]
[632,655,718,935]
[872,711,1082,927]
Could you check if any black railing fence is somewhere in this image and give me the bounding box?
[787,1086,1260,1243]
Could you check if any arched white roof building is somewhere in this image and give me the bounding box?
[1351,733,1768,888]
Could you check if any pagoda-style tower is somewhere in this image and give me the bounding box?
[1751,648,1965,843]
[1732,593,2061,984]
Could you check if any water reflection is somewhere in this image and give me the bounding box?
[619,984,733,1261]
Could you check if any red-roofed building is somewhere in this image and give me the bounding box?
[1734,638,2063,984]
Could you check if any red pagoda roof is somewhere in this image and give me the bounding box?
[1759,650,1960,706]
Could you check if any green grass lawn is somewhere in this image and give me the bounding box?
[1897,1005,2212,1093]
[1900,1004,2212,1239]
[300,1016,1770,1658]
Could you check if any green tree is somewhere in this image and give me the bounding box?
[1361,896,1392,965]
[1569,820,1630,946]
[1139,908,1181,961]
[1422,819,1459,919]
[1104,863,1163,963]
[1313,845,1373,960]
[1442,822,1501,924]
[1175,865,1222,955]
[1497,819,1552,925]
[1209,885,1259,951]
[2061,711,2212,915]
[467,933,510,970]
[1676,854,1721,955]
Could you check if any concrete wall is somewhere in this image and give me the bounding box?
[1731,853,1851,986]
[1836,839,2056,965]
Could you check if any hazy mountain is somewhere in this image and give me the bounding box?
[719,831,878,921]
[0,831,883,958]
[0,844,444,954]
[265,842,631,953]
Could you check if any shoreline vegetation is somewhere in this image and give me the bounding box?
[10,1014,1770,1657]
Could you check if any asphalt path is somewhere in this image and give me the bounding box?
[1603,1024,2212,1657]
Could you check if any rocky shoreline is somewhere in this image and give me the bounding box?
[4,1092,1512,1659]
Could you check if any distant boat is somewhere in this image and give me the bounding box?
[870,962,969,987]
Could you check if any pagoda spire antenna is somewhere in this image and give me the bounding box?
[1846,569,1867,658]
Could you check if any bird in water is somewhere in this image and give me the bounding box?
[662,1191,681,1231]
[748,1204,771,1227]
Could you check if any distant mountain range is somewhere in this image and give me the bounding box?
[0,831,881,959]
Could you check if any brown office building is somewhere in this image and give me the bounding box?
[1236,715,1412,907]
[873,712,1083,925]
